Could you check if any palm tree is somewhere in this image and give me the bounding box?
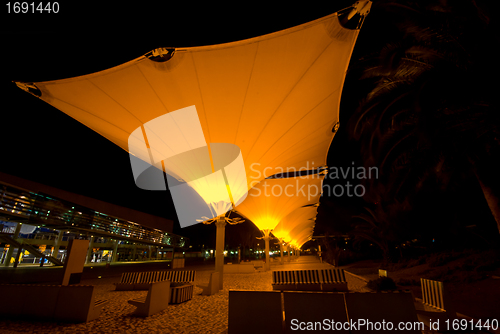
[348,0,500,237]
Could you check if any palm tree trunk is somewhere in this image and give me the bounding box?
[474,169,500,236]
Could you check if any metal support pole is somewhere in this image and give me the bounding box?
[86,236,94,264]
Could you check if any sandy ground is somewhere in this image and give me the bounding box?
[0,258,370,334]
[3,256,495,334]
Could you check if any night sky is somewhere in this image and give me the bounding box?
[1,2,382,236]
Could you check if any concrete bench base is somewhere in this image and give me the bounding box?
[199,272,220,296]
[128,280,170,317]
[0,284,107,323]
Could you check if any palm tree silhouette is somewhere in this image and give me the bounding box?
[348,0,500,242]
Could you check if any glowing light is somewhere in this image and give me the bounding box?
[236,174,324,232]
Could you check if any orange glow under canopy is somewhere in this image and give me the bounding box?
[235,174,324,231]
[16,10,360,189]
[272,206,318,242]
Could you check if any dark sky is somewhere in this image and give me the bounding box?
[1,1,370,235]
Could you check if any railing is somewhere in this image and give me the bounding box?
[0,183,187,248]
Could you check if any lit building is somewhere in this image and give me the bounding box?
[0,172,187,267]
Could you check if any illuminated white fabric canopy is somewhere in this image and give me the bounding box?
[289,220,315,243]
[235,175,324,231]
[16,10,361,190]
[272,206,318,241]
[297,235,314,249]
[291,227,315,248]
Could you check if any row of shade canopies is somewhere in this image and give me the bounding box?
[14,2,370,267]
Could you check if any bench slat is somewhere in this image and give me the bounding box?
[272,268,347,291]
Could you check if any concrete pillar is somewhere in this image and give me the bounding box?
[13,245,23,268]
[215,215,226,290]
[86,237,94,264]
[286,245,291,262]
[148,246,152,261]
[51,230,64,259]
[262,230,271,271]
[3,222,22,267]
[279,242,284,265]
[132,244,137,261]
[112,240,119,262]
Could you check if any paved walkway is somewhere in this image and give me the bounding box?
[0,255,371,334]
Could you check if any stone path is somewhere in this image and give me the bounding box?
[0,257,369,334]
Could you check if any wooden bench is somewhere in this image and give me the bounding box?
[283,291,348,334]
[345,291,421,334]
[321,268,348,291]
[114,270,196,291]
[228,290,283,334]
[417,278,484,332]
[420,278,454,313]
[229,290,420,334]
[128,280,170,317]
[0,284,107,322]
[416,278,459,329]
[272,268,347,292]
